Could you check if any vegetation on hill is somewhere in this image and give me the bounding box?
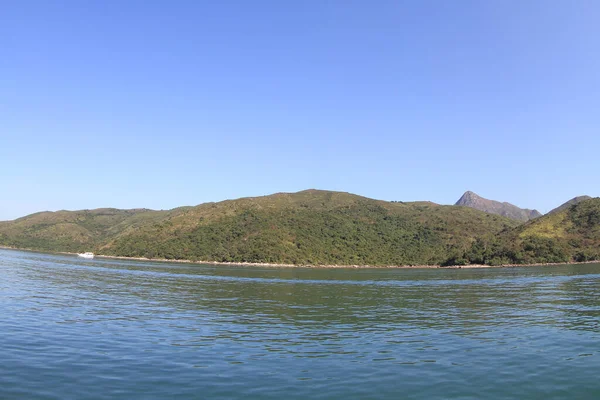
[446,198,600,266]
[1,191,597,267]
[0,190,518,266]
[548,195,591,215]
[0,208,172,253]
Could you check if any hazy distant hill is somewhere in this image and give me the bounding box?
[0,190,519,266]
[455,191,542,222]
[0,208,175,253]
[548,196,592,215]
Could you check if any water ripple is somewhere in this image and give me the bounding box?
[1,249,600,399]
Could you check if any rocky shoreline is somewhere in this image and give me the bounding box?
[2,245,598,270]
[95,255,600,269]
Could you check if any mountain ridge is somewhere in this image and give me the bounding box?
[455,191,541,222]
[548,195,592,215]
[1,189,597,267]
[0,189,518,266]
[451,197,600,265]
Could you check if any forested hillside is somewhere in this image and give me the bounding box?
[449,198,600,266]
[2,191,597,267]
[0,190,519,266]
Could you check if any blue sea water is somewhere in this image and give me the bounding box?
[1,249,599,399]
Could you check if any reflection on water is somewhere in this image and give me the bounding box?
[1,249,600,399]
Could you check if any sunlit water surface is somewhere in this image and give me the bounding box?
[1,249,600,399]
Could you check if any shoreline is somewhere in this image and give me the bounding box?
[93,255,600,269]
[1,245,599,269]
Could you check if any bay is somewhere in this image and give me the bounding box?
[1,248,599,399]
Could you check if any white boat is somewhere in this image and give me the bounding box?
[78,252,94,259]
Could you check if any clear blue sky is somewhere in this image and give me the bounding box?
[2,0,599,220]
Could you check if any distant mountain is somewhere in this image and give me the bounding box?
[452,197,600,266]
[548,196,592,215]
[455,191,541,222]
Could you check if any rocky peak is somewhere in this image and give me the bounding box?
[455,191,541,222]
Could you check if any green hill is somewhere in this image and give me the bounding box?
[0,190,519,266]
[547,195,591,215]
[0,208,173,253]
[454,198,600,265]
[3,190,597,267]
